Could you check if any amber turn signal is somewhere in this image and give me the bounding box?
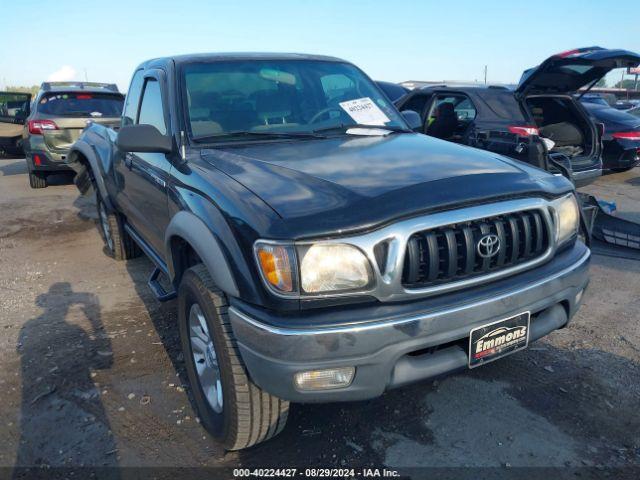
[255,243,295,293]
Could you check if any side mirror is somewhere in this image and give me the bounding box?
[401,110,422,132]
[116,124,173,153]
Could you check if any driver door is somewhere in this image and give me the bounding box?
[115,71,173,256]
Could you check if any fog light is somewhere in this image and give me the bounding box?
[294,367,355,391]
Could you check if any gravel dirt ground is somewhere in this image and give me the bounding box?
[0,158,639,477]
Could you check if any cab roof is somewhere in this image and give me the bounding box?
[138,52,349,70]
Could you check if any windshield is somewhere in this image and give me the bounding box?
[182,60,407,141]
[37,92,124,118]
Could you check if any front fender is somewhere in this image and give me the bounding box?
[67,137,115,211]
[165,211,240,297]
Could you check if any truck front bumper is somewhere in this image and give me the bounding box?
[230,242,590,403]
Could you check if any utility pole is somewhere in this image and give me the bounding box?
[484,65,487,85]
[84,68,88,82]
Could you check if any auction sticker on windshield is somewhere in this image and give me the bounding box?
[339,97,390,126]
[468,312,530,368]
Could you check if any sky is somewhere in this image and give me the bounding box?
[1,0,639,92]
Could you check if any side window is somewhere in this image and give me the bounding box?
[453,97,477,121]
[137,79,167,135]
[122,70,144,126]
[430,95,476,121]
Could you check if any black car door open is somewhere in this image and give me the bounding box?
[118,72,173,256]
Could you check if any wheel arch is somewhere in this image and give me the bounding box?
[165,211,240,298]
[67,141,115,210]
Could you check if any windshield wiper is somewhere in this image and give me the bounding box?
[192,130,326,143]
[313,124,412,134]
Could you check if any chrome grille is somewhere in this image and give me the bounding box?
[401,210,550,288]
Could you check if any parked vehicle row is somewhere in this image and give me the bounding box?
[390,47,640,184]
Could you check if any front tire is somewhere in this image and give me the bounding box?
[178,264,289,450]
[96,193,140,260]
[28,171,47,189]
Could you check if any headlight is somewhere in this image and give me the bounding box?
[551,194,580,246]
[299,244,373,294]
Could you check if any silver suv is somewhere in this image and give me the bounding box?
[23,82,124,188]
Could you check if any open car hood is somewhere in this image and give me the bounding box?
[516,47,640,96]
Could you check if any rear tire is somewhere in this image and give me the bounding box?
[28,171,47,189]
[96,193,140,260]
[178,264,289,450]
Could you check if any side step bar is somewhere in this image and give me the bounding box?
[123,223,177,302]
[148,267,177,302]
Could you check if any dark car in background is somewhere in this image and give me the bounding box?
[613,99,639,111]
[0,91,31,157]
[376,80,409,103]
[579,93,612,107]
[582,102,640,171]
[394,47,640,186]
[22,82,124,188]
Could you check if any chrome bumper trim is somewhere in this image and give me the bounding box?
[231,248,590,337]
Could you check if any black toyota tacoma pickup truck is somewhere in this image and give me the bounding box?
[67,53,590,450]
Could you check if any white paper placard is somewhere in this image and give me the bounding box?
[345,127,392,136]
[339,97,390,126]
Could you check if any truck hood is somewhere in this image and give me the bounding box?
[201,133,571,238]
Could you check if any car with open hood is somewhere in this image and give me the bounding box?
[0,91,31,157]
[394,47,640,186]
[66,53,590,450]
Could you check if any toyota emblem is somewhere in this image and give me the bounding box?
[477,234,500,258]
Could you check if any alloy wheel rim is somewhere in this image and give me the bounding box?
[98,202,114,251]
[189,303,223,413]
